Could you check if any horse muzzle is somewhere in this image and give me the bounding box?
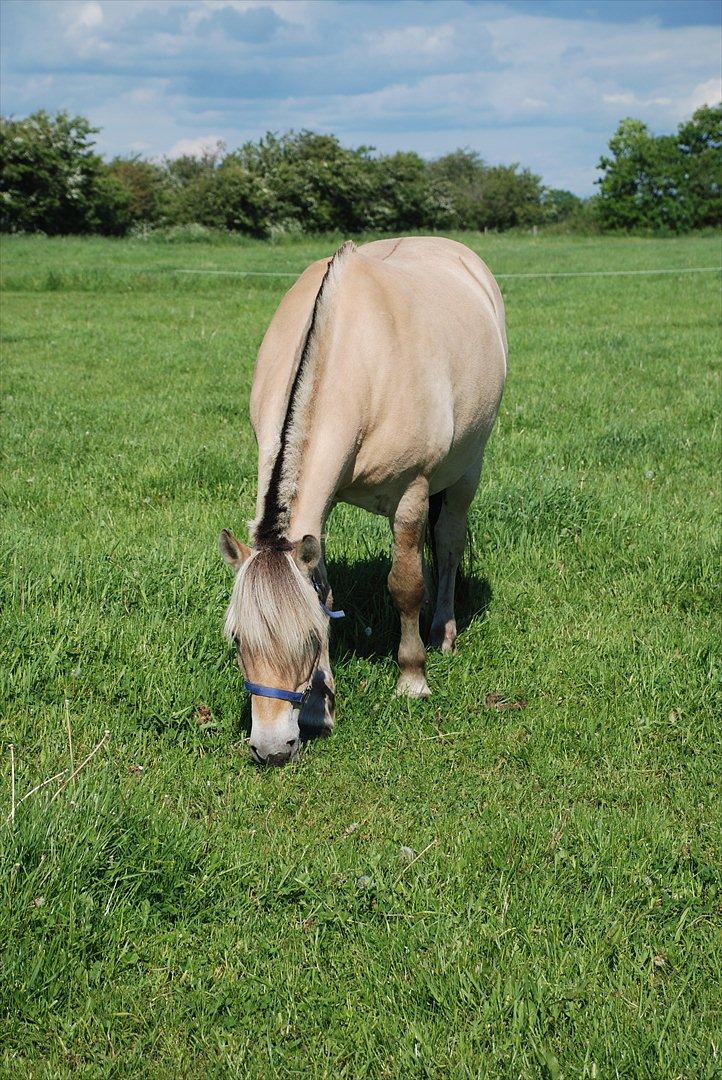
[248,702,301,766]
[249,734,300,767]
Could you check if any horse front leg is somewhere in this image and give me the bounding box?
[388,478,430,698]
[301,635,335,734]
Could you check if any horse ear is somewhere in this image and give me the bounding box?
[219,529,251,570]
[293,534,321,574]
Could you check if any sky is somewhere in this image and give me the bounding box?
[1,0,720,194]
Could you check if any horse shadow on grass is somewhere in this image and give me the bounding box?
[327,553,493,663]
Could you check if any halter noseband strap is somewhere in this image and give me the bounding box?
[243,589,344,706]
[242,681,308,705]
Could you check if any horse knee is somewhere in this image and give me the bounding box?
[388,564,425,615]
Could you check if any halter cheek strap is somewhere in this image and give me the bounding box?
[314,577,344,620]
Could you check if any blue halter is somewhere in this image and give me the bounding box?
[320,603,345,620]
[243,587,344,706]
[243,680,308,705]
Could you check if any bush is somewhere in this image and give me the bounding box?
[227,131,376,234]
[154,223,222,243]
[596,105,722,232]
[0,111,129,235]
[540,188,583,224]
[367,150,454,231]
[3,109,719,237]
[107,156,166,225]
[539,195,602,235]
[429,150,545,230]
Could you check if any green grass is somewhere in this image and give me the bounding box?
[1,232,720,1078]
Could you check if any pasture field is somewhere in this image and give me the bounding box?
[1,232,720,1078]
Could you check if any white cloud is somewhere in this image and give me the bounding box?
[686,77,722,112]
[185,0,311,31]
[167,134,225,159]
[129,87,156,104]
[603,92,637,106]
[74,2,103,30]
[373,24,455,59]
[62,0,109,56]
[4,0,722,194]
[602,91,680,112]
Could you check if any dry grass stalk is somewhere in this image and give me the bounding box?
[50,730,111,804]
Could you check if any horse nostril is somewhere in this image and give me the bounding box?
[287,738,297,747]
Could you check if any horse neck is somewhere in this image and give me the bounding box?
[286,438,352,541]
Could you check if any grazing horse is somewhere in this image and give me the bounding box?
[220,237,507,766]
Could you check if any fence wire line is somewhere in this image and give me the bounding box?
[32,264,722,281]
[169,265,721,280]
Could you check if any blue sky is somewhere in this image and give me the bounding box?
[1,0,720,193]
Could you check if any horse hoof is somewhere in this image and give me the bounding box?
[430,621,457,653]
[396,673,431,698]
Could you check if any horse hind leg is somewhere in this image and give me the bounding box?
[429,466,481,653]
[388,477,431,698]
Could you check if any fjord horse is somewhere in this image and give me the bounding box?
[220,237,507,765]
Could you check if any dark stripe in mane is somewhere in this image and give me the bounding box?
[254,247,345,549]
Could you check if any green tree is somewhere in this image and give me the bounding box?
[596,118,688,230]
[160,143,226,227]
[0,110,129,234]
[107,156,166,225]
[367,150,453,231]
[540,188,583,224]
[229,131,377,234]
[596,106,721,232]
[160,132,378,235]
[475,163,544,230]
[429,150,543,230]
[675,103,722,227]
[8,109,715,239]
[429,149,485,229]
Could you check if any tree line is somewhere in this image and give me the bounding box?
[0,106,719,238]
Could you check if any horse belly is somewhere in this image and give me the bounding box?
[339,365,501,514]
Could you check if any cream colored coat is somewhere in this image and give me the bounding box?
[250,236,507,538]
[222,237,507,765]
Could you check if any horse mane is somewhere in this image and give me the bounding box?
[252,240,356,548]
[223,548,328,670]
